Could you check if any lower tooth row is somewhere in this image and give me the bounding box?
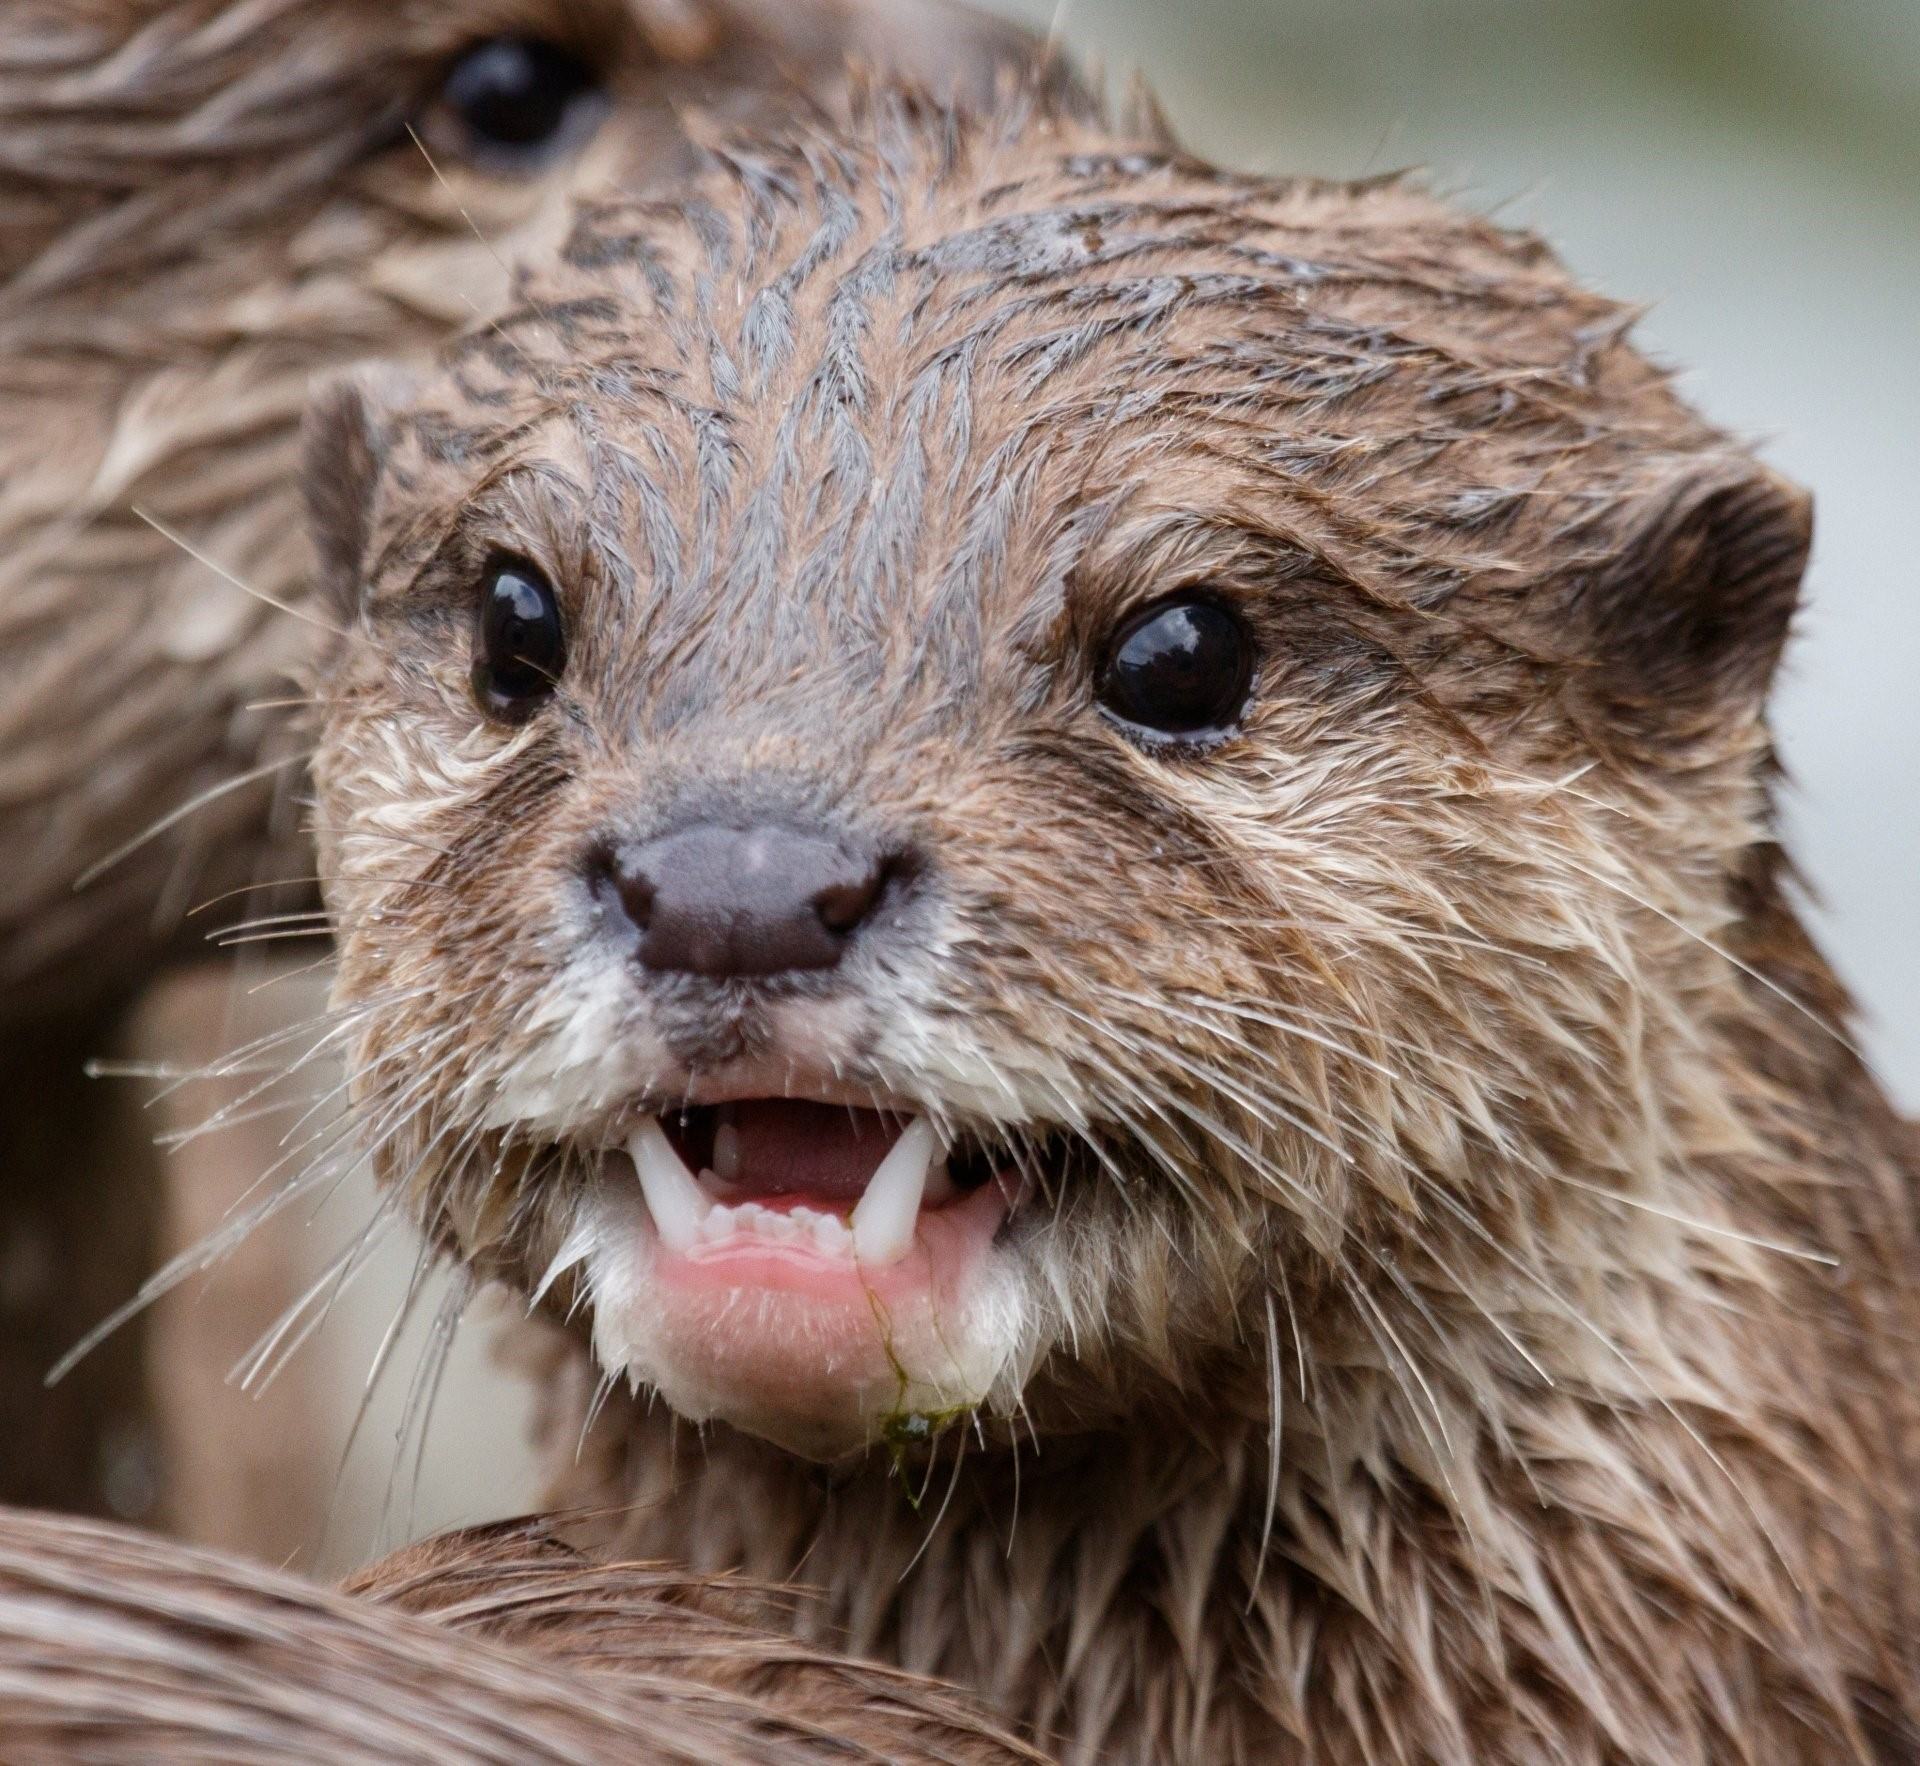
[699,1200,853,1255]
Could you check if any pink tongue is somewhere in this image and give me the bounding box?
[722,1101,901,1203]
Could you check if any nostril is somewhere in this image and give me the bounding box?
[584,840,656,934]
[812,859,888,937]
[615,867,656,931]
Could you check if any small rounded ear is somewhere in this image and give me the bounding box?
[1573,458,1812,717]
[301,365,419,625]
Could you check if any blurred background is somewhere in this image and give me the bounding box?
[133,0,1920,1573]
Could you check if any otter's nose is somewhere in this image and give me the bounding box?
[596,824,892,978]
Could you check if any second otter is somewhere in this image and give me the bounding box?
[303,79,1920,1765]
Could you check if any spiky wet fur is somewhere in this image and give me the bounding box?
[306,77,1920,1764]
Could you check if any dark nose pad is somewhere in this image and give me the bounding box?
[594,824,895,978]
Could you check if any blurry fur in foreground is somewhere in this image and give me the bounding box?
[0,1505,1045,1764]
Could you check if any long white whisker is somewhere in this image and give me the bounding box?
[1247,1290,1283,1611]
[71,751,309,891]
[129,504,346,636]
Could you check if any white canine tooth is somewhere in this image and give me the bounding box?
[851,1116,940,1266]
[628,1119,708,1254]
[713,1114,741,1183]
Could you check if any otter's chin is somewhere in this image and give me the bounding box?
[550,1113,1031,1460]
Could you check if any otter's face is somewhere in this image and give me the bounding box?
[306,96,1810,1460]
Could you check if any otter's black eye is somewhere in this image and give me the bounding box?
[472,560,565,721]
[436,39,606,170]
[1098,595,1255,742]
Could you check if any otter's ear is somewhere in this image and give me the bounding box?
[301,366,417,623]
[1575,459,1812,716]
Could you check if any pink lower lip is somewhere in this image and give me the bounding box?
[580,1145,1030,1452]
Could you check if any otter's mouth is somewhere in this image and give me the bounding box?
[630,1100,1003,1266]
[558,1095,1039,1456]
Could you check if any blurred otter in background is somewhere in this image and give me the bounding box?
[304,73,1920,1764]
[0,1506,1046,1762]
[0,0,1029,1519]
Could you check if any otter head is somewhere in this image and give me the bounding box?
[304,85,1811,1464]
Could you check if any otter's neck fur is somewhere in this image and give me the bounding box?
[548,871,1920,1766]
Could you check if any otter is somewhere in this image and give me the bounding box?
[0,1505,1044,1762]
[300,78,1920,1765]
[0,0,1029,1516]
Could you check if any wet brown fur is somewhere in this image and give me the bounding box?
[0,0,1027,1514]
[0,1504,1042,1762]
[304,75,1920,1764]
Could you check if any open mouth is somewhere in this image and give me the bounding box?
[630,1100,1002,1267]
[564,1097,1042,1455]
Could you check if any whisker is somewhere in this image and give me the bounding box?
[1551,848,1868,1065]
[183,872,455,919]
[1546,1170,1837,1268]
[1414,1173,1803,1592]
[899,1419,969,1583]
[318,1234,439,1566]
[381,1263,473,1551]
[576,1366,621,1465]
[230,1190,404,1394]
[1247,1289,1283,1611]
[45,1135,367,1386]
[130,504,346,637]
[72,751,309,891]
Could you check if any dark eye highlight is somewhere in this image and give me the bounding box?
[472,559,566,721]
[434,39,607,171]
[1098,594,1255,744]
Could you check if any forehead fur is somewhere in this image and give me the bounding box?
[368,77,1733,671]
